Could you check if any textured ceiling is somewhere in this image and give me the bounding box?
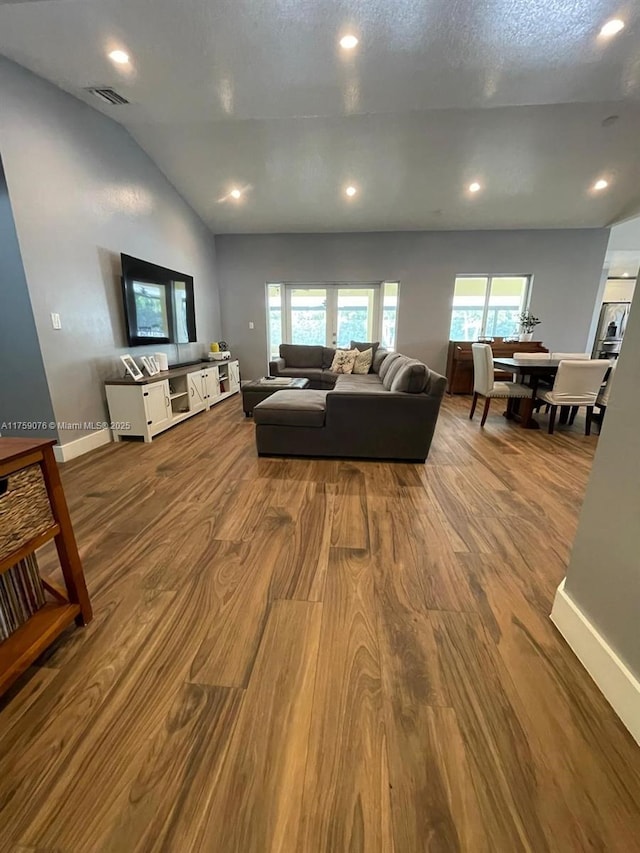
[1,0,640,232]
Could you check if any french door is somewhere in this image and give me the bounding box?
[284,284,380,348]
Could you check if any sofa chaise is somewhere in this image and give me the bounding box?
[256,346,446,462]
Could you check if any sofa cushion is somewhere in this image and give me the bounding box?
[390,359,429,393]
[279,344,323,368]
[333,375,388,393]
[383,355,409,390]
[335,373,384,387]
[372,348,389,374]
[350,340,379,372]
[253,390,328,428]
[278,367,323,380]
[378,351,402,381]
[322,347,335,369]
[352,347,373,374]
[330,349,358,374]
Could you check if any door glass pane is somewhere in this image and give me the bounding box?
[382,282,399,350]
[290,288,327,345]
[268,284,283,359]
[335,288,375,348]
[450,277,488,340]
[485,276,529,338]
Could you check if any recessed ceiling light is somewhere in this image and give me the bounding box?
[468,182,481,193]
[622,272,629,277]
[593,179,609,191]
[600,19,625,37]
[340,34,359,49]
[345,185,357,197]
[108,49,130,65]
[230,188,242,199]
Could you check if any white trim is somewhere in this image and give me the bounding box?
[54,428,112,463]
[551,579,640,745]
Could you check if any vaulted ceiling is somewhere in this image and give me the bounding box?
[1,0,640,233]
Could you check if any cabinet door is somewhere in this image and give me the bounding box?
[144,381,172,434]
[188,372,206,412]
[228,361,240,392]
[202,368,220,403]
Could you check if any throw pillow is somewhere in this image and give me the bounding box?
[352,347,373,374]
[350,340,379,372]
[378,351,402,381]
[330,348,358,374]
[382,355,409,390]
[372,348,389,373]
[390,360,429,393]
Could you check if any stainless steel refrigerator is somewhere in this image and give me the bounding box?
[591,301,631,359]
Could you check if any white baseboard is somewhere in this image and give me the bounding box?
[551,579,640,745]
[54,428,112,463]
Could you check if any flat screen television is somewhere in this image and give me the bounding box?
[121,253,196,347]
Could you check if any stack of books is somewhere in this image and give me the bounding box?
[0,553,46,641]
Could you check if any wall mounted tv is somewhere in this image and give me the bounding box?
[121,253,196,347]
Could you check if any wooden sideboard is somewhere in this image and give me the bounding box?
[446,340,549,394]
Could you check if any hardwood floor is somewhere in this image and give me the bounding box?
[1,394,640,852]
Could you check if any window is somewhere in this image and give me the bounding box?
[382,282,399,350]
[268,284,283,359]
[450,275,531,341]
[266,281,399,358]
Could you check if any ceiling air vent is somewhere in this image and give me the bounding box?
[84,87,129,106]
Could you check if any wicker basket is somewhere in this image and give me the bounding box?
[0,464,54,560]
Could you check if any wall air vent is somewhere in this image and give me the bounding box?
[84,87,129,106]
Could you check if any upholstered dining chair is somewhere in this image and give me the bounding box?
[551,352,591,360]
[470,343,533,426]
[535,359,609,435]
[596,361,617,431]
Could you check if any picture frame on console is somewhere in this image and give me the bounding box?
[120,354,144,381]
[141,355,160,376]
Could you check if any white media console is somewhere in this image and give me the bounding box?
[105,360,240,443]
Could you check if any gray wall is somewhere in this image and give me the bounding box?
[564,279,640,678]
[0,57,221,446]
[0,154,57,439]
[215,230,609,379]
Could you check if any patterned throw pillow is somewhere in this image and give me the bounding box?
[330,348,358,374]
[352,347,373,374]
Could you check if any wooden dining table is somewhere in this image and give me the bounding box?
[492,357,562,429]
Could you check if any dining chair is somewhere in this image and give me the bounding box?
[551,352,591,360]
[596,361,617,431]
[470,343,533,427]
[535,360,609,435]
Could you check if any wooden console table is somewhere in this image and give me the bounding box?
[446,339,549,394]
[0,438,92,696]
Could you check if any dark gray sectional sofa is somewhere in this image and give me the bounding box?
[256,344,446,461]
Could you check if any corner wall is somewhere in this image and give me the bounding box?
[0,57,221,448]
[215,230,609,379]
[0,154,57,439]
[552,270,640,741]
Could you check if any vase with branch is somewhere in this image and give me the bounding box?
[519,311,541,342]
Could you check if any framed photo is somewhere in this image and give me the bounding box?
[120,354,144,381]
[141,355,160,376]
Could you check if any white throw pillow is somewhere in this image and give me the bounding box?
[330,348,358,374]
[352,347,373,374]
